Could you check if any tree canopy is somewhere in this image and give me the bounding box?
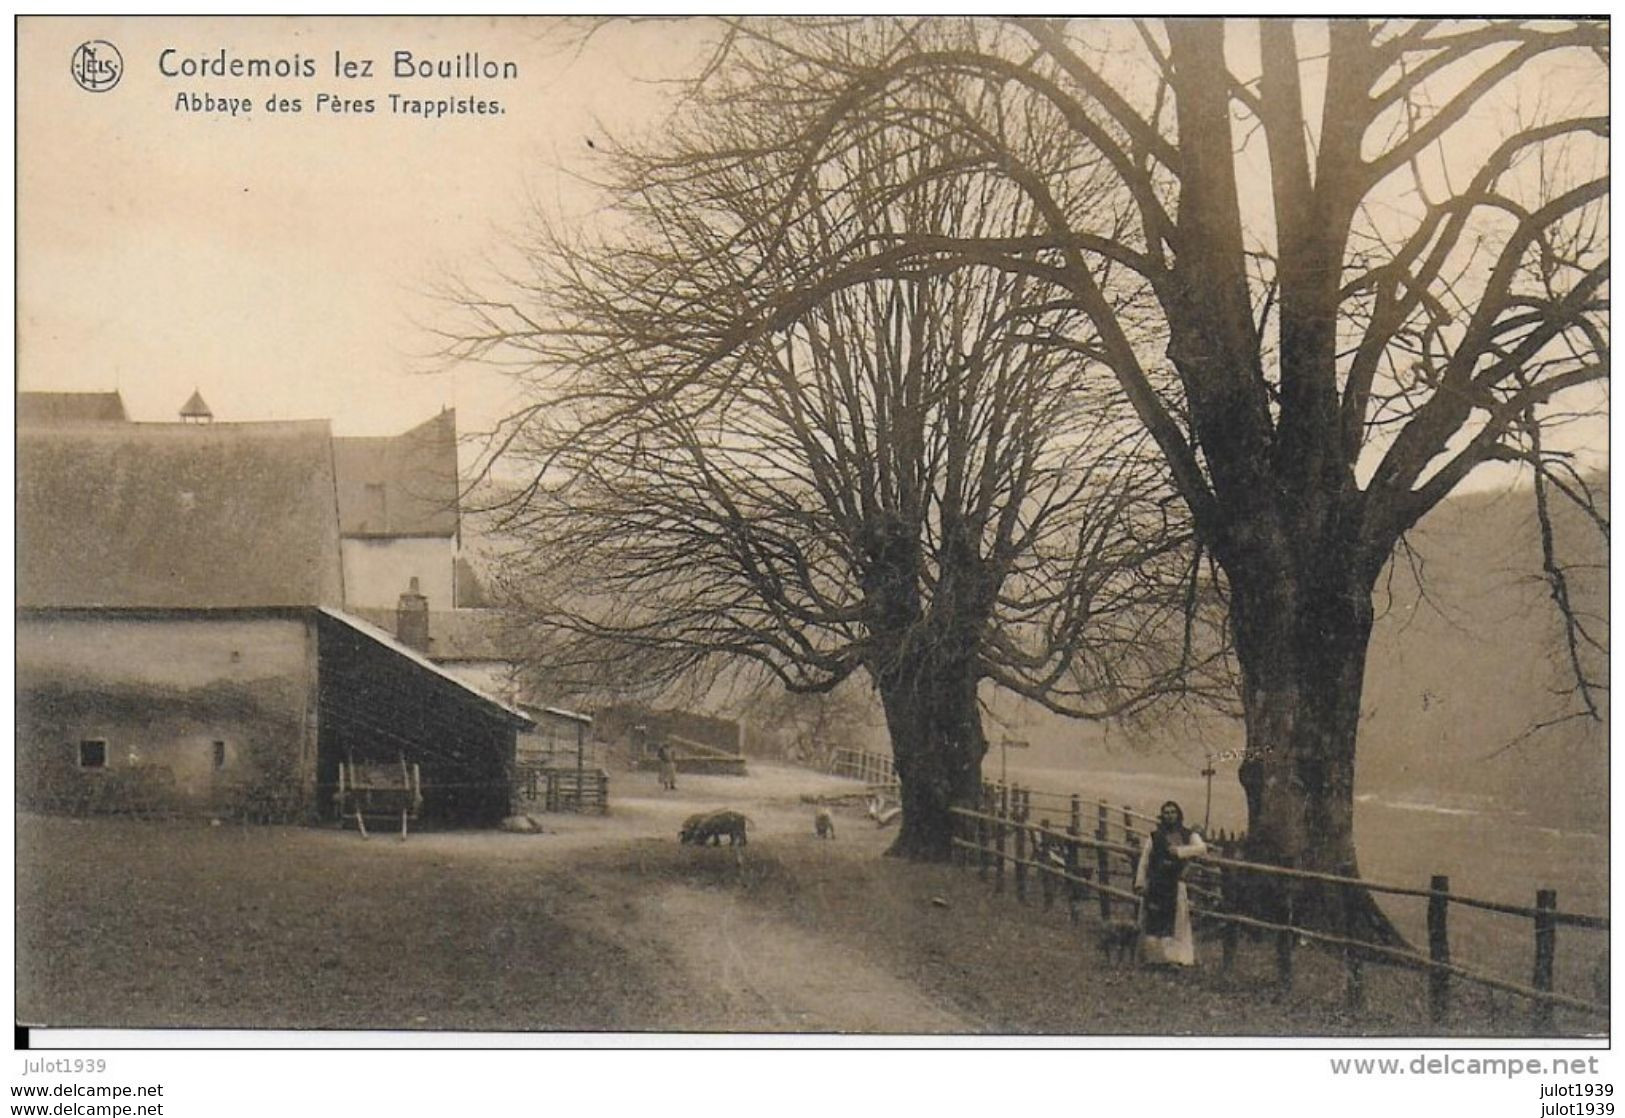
[445,25,1233,854]
[449,17,1607,881]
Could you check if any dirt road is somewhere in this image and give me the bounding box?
[642,883,972,1032]
[538,764,977,1032]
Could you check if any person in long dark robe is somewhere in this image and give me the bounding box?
[1134,800,1207,966]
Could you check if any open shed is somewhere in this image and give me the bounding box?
[316,610,533,827]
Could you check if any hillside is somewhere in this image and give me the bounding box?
[1356,480,1608,829]
[964,478,1610,832]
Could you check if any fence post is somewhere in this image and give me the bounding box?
[1095,800,1112,922]
[977,787,990,882]
[1067,796,1083,925]
[1220,852,1239,975]
[1274,857,1296,992]
[1122,805,1134,844]
[1039,818,1056,910]
[1014,808,1028,904]
[1428,874,1451,1024]
[1533,888,1557,1033]
[994,795,1007,895]
[1341,864,1365,1013]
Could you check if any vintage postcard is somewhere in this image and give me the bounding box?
[13,15,1610,1108]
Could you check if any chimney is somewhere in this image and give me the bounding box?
[396,576,430,652]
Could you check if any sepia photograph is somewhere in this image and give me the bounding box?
[10,13,1612,1104]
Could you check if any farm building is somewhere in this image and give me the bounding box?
[331,409,531,708]
[17,389,129,424]
[593,704,744,755]
[517,704,595,768]
[594,704,748,776]
[353,602,524,707]
[16,402,531,825]
[331,409,464,613]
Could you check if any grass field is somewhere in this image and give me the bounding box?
[14,764,1608,1037]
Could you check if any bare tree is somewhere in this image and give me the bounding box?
[580,17,1608,914]
[445,52,1229,858]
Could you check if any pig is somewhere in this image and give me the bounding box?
[678,812,710,844]
[679,809,749,847]
[814,806,836,840]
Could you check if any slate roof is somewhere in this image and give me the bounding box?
[18,420,346,609]
[18,391,129,424]
[332,409,459,538]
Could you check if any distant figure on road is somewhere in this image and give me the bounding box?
[1134,800,1206,967]
[656,744,677,792]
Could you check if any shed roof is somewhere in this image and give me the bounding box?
[319,608,533,727]
[18,391,129,424]
[333,409,459,538]
[18,420,345,609]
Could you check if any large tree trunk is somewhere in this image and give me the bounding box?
[873,651,987,861]
[1228,542,1404,942]
[860,514,994,861]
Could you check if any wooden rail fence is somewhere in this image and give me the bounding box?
[516,764,610,814]
[950,784,1608,1032]
[828,747,898,788]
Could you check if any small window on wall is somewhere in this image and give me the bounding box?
[212,741,227,769]
[78,740,107,769]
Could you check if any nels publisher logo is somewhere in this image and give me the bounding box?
[70,40,123,92]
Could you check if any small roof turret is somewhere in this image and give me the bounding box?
[180,388,213,423]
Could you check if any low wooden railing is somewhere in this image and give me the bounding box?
[516,764,610,814]
[828,747,897,788]
[950,788,1607,1032]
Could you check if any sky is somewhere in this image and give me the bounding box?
[18,16,1607,481]
[18,15,716,438]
